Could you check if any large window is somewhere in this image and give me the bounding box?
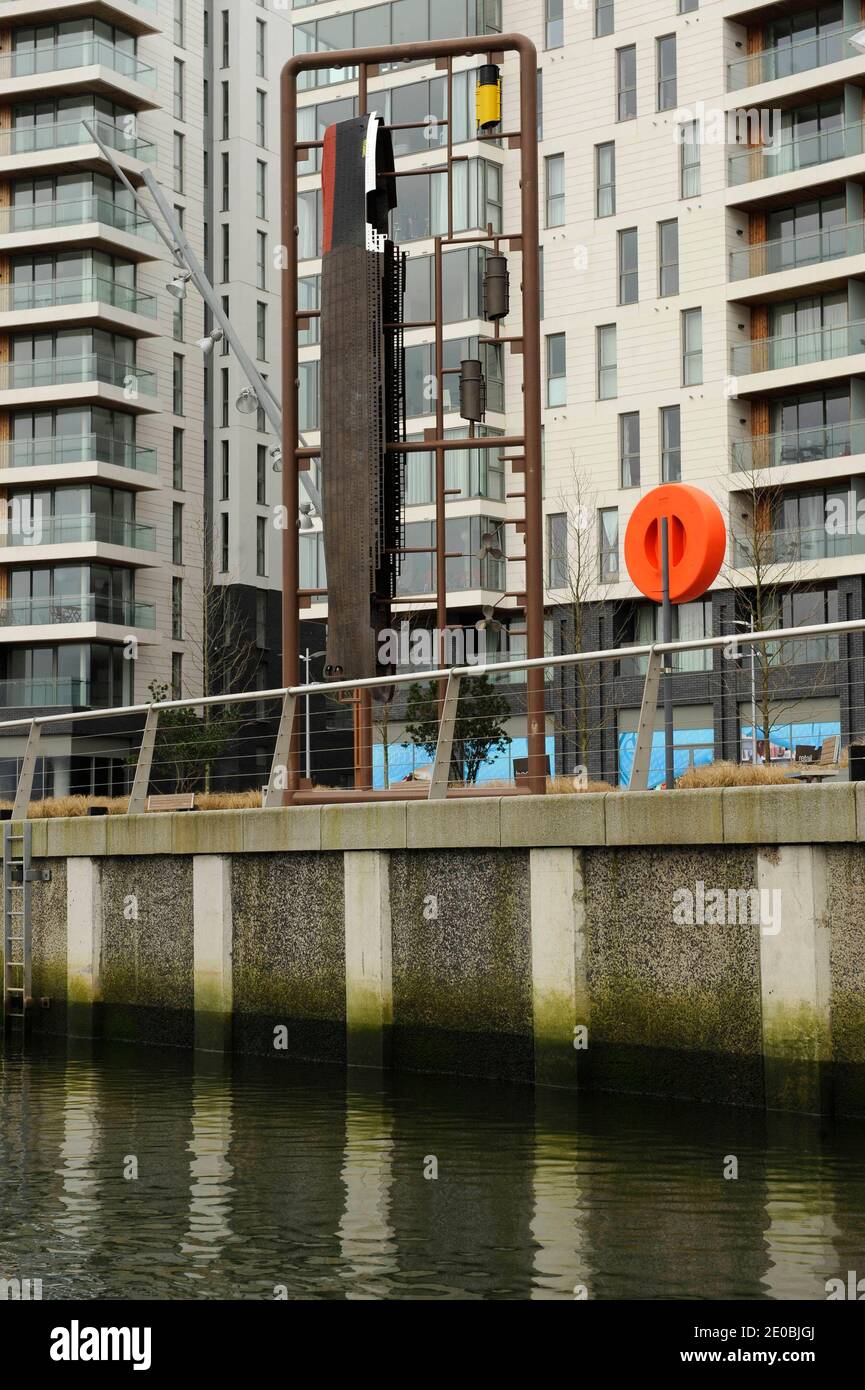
[546,332,566,407]
[595,0,613,38]
[545,0,563,49]
[547,512,568,588]
[395,515,507,596]
[545,153,564,227]
[618,228,638,304]
[680,120,700,197]
[656,34,676,111]
[597,324,617,399]
[595,142,615,217]
[658,219,679,296]
[402,427,505,505]
[619,411,640,487]
[599,508,619,582]
[617,46,636,121]
[682,308,702,385]
[661,405,681,481]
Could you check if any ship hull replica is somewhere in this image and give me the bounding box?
[319,113,404,681]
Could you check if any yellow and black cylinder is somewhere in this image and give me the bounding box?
[476,64,501,132]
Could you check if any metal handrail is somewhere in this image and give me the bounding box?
[729,220,865,280]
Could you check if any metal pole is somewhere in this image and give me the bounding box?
[281,65,302,797]
[303,650,311,782]
[661,516,675,791]
[750,616,758,765]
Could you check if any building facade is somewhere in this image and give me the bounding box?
[0,0,206,797]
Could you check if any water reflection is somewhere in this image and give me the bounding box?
[0,1039,864,1300]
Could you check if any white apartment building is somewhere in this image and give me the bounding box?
[0,0,206,797]
[211,0,865,787]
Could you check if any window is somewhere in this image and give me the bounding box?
[220,297,229,354]
[661,405,681,481]
[597,324,617,399]
[221,368,229,427]
[172,354,184,414]
[595,0,613,39]
[256,302,267,360]
[221,223,229,282]
[545,0,563,49]
[221,9,229,67]
[257,444,267,505]
[220,440,229,500]
[172,289,184,342]
[256,516,267,576]
[546,333,566,407]
[680,120,700,197]
[619,412,640,486]
[172,502,183,563]
[618,228,638,304]
[682,307,702,385]
[256,161,267,219]
[221,152,229,211]
[547,512,567,588]
[679,0,698,11]
[617,46,636,121]
[174,60,185,121]
[595,142,615,217]
[256,91,266,147]
[599,508,619,582]
[537,70,543,142]
[172,428,183,489]
[171,652,182,700]
[545,153,564,227]
[656,35,676,111]
[221,81,229,139]
[172,576,182,640]
[173,133,184,193]
[658,219,679,297]
[256,232,266,289]
[256,19,266,77]
[173,0,185,48]
[256,591,267,650]
[219,513,229,572]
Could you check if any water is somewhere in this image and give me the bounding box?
[1,1039,864,1301]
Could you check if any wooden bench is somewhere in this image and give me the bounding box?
[785,734,841,783]
[146,793,196,813]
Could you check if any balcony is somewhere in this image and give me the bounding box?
[0,40,156,87]
[0,0,159,34]
[732,524,865,566]
[730,319,865,375]
[0,354,157,397]
[0,677,90,708]
[732,420,865,471]
[730,221,865,281]
[728,121,861,186]
[727,25,864,93]
[2,512,156,551]
[0,276,157,335]
[0,116,156,166]
[0,595,155,629]
[0,434,156,475]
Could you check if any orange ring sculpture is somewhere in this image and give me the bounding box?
[624,484,726,604]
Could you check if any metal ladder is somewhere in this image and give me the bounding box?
[3,821,32,1029]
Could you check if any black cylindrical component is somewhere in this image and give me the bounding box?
[483,254,509,320]
[849,743,865,781]
[459,358,485,422]
[478,64,499,87]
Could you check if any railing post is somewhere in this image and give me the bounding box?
[263,692,297,808]
[428,672,461,801]
[127,705,159,814]
[12,719,41,820]
[628,647,662,792]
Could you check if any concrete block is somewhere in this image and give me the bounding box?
[66,857,103,1038]
[501,793,606,848]
[171,809,245,855]
[193,855,233,1052]
[724,784,856,844]
[321,801,406,851]
[855,784,865,842]
[46,815,107,858]
[29,819,47,857]
[406,797,501,849]
[107,813,172,856]
[758,845,831,1113]
[606,789,724,845]
[344,851,392,1068]
[241,806,321,852]
[530,848,586,1088]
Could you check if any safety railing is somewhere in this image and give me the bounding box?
[0,354,156,395]
[0,275,156,318]
[731,420,865,470]
[0,512,156,550]
[726,24,863,92]
[0,117,156,162]
[2,616,865,816]
[0,39,157,85]
[727,121,862,186]
[0,434,156,473]
[730,319,865,375]
[0,196,155,239]
[729,221,865,281]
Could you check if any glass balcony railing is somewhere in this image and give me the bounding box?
[0,595,155,628]
[727,120,862,186]
[3,512,155,550]
[0,276,156,317]
[0,40,157,86]
[0,354,157,395]
[0,434,156,472]
[730,319,865,375]
[0,196,155,238]
[0,116,156,162]
[733,524,865,566]
[727,24,863,92]
[730,221,865,280]
[0,0,159,7]
[731,420,865,470]
[0,677,90,708]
